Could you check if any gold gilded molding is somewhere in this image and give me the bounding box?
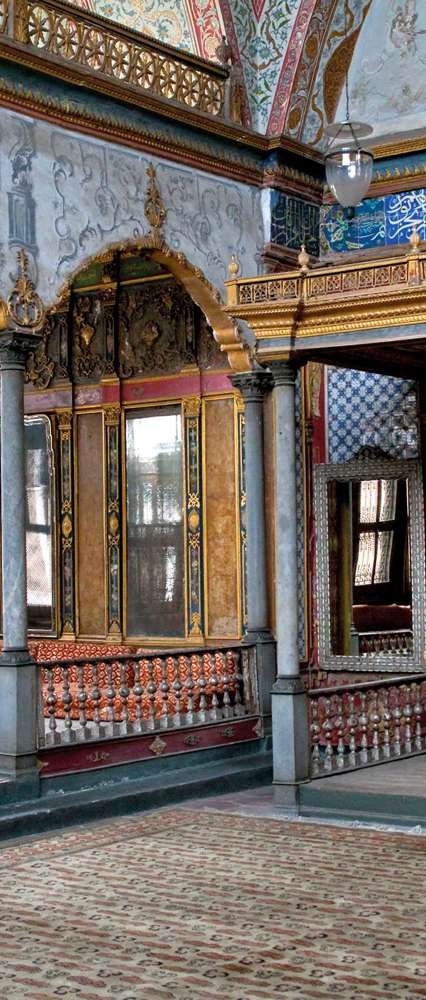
[52,237,252,372]
[224,245,426,363]
[21,0,225,118]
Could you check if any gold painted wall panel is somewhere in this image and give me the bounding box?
[263,393,276,636]
[76,412,106,637]
[204,397,239,637]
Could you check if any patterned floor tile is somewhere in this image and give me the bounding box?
[0,808,426,998]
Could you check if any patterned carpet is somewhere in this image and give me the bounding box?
[1,808,426,998]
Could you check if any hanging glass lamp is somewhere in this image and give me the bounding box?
[325,121,373,214]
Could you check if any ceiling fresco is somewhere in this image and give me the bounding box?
[72,0,426,145]
[336,0,426,140]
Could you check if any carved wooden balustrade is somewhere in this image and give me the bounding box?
[4,0,227,118]
[226,245,426,370]
[309,673,426,776]
[38,644,259,747]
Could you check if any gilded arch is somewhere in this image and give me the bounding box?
[51,234,252,374]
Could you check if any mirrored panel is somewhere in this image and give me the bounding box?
[25,416,56,633]
[315,460,425,672]
[126,406,185,637]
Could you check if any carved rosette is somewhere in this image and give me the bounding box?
[104,405,122,639]
[183,397,203,638]
[57,410,75,636]
[235,395,247,632]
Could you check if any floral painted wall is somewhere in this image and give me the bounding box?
[3,109,265,306]
[336,0,426,141]
[74,0,225,62]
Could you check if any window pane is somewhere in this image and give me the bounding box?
[379,479,397,522]
[359,480,379,523]
[126,409,184,637]
[374,530,394,585]
[25,418,55,631]
[355,531,376,586]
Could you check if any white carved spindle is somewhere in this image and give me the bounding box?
[347,693,357,767]
[119,662,130,731]
[185,656,195,725]
[77,663,89,738]
[91,662,101,735]
[381,688,392,759]
[392,687,402,757]
[172,658,183,727]
[358,692,369,765]
[403,685,413,754]
[45,666,58,741]
[159,658,170,729]
[197,654,207,722]
[413,682,423,751]
[146,659,157,730]
[335,695,346,769]
[369,690,380,762]
[133,660,144,733]
[208,652,220,721]
[323,697,334,772]
[106,662,116,724]
[219,652,232,719]
[310,698,321,776]
[61,665,74,742]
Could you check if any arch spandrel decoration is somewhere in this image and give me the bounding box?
[49,237,253,375]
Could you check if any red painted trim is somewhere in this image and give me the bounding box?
[200,372,233,393]
[123,374,202,402]
[185,0,223,62]
[267,0,316,137]
[38,716,261,776]
[252,0,267,21]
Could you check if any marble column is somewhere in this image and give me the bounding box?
[231,371,276,723]
[270,361,309,811]
[0,332,39,787]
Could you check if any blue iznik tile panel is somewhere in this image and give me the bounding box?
[295,372,306,658]
[321,188,426,256]
[327,369,419,463]
[271,191,320,258]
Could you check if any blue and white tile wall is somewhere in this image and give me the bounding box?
[321,190,426,256]
[327,368,419,463]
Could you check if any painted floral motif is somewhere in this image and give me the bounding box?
[231,0,302,132]
[336,0,426,139]
[76,0,224,60]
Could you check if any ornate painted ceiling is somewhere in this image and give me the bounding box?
[77,0,426,145]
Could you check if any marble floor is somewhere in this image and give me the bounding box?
[2,790,426,998]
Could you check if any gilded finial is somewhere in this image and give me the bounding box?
[144,164,167,233]
[409,226,421,254]
[228,254,240,279]
[298,243,311,273]
[7,249,44,329]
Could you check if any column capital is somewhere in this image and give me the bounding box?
[0,329,43,371]
[231,370,272,402]
[268,361,298,387]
